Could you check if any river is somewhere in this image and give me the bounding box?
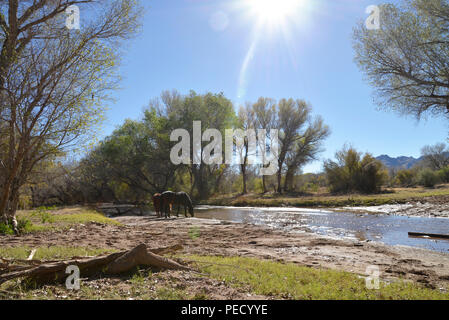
[194,205,449,253]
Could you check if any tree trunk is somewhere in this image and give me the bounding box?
[284,167,294,192]
[241,164,247,195]
[277,168,282,194]
[0,244,188,286]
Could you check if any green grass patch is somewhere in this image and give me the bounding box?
[0,246,116,260]
[0,217,47,235]
[49,210,122,226]
[3,207,123,235]
[186,255,449,300]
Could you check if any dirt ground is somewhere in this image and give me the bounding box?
[1,212,449,292]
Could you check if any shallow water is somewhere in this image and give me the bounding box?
[194,206,449,253]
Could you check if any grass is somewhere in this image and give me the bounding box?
[1,245,448,300]
[0,245,203,300]
[0,246,117,260]
[186,255,449,300]
[0,207,122,235]
[203,185,449,208]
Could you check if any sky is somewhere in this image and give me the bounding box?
[99,0,448,173]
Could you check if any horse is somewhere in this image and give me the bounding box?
[160,191,194,218]
[174,192,194,217]
[152,193,162,217]
[161,191,176,218]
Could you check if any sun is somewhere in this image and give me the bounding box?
[246,0,303,24]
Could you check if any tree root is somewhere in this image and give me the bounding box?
[0,244,188,286]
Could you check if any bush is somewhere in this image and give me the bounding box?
[324,146,387,194]
[437,167,449,183]
[0,217,34,235]
[417,169,440,188]
[31,207,56,223]
[394,169,417,187]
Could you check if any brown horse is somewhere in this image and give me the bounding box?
[152,193,162,217]
[161,191,194,218]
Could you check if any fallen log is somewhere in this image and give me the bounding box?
[408,232,449,240]
[0,243,189,286]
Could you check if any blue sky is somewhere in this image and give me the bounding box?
[101,0,448,173]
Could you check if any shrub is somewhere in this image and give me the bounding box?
[0,217,35,235]
[394,169,417,187]
[31,207,56,223]
[324,146,387,194]
[417,169,440,188]
[437,167,449,183]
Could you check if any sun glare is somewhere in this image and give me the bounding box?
[246,0,303,24]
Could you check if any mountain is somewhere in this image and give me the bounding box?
[376,155,424,169]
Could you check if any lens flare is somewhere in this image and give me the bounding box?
[246,0,303,24]
[236,0,314,103]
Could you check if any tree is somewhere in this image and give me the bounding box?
[252,97,276,193]
[236,104,255,194]
[163,90,236,199]
[353,0,449,120]
[0,0,142,233]
[421,142,449,170]
[324,146,387,194]
[283,116,330,192]
[417,168,440,187]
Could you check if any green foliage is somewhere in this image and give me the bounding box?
[437,167,449,183]
[353,0,449,119]
[394,169,417,187]
[0,246,116,260]
[0,221,14,235]
[417,169,440,188]
[324,146,387,194]
[12,207,122,235]
[0,217,36,235]
[31,207,56,223]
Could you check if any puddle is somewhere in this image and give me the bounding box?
[194,206,449,253]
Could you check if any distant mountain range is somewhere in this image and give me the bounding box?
[375,155,424,169]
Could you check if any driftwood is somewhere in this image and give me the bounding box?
[408,232,449,240]
[0,244,188,285]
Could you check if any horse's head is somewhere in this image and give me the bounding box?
[189,205,194,217]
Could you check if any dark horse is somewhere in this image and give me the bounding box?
[161,191,194,218]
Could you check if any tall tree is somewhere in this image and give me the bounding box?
[353,0,449,120]
[274,99,309,193]
[252,97,276,193]
[283,117,330,192]
[421,142,449,170]
[236,103,255,195]
[163,90,236,199]
[0,0,142,233]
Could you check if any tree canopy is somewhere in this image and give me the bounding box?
[353,0,449,120]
